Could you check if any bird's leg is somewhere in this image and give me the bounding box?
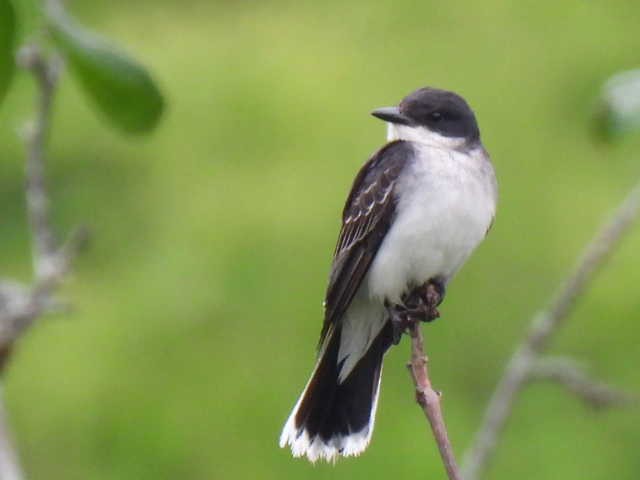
[386,278,446,344]
[387,302,412,345]
[405,282,442,321]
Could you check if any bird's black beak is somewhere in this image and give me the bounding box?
[371,106,412,125]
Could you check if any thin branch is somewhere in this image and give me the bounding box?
[407,322,461,480]
[0,228,89,347]
[527,180,640,353]
[0,45,87,346]
[530,356,635,409]
[0,43,77,480]
[0,386,22,480]
[17,44,61,279]
[461,179,640,480]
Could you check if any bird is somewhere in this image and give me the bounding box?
[279,86,498,463]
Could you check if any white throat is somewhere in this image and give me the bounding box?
[386,123,466,150]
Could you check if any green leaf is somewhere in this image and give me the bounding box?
[594,69,640,141]
[0,0,17,106]
[47,3,164,134]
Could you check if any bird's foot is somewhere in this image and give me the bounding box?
[387,279,446,344]
[421,277,446,308]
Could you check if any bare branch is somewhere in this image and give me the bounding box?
[0,387,22,480]
[527,180,640,353]
[461,179,640,480]
[0,227,89,347]
[17,44,62,279]
[460,344,531,480]
[0,45,88,347]
[407,322,461,480]
[530,356,635,409]
[0,43,79,480]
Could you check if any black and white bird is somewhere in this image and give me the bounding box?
[279,87,498,462]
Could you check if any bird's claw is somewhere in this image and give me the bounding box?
[387,280,444,344]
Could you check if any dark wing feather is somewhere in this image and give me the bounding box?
[319,140,412,344]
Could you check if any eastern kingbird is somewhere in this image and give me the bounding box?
[279,87,498,462]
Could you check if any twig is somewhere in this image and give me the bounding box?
[17,44,62,279]
[461,179,640,480]
[0,45,87,347]
[0,386,22,480]
[530,356,635,409]
[0,43,82,480]
[407,322,461,480]
[0,228,89,346]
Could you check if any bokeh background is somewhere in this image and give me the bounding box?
[1,0,640,478]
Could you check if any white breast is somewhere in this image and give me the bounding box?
[366,143,496,303]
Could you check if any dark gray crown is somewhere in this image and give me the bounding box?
[399,87,480,141]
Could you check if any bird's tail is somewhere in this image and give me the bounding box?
[279,320,393,462]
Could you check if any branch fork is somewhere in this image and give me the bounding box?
[461,180,640,480]
[399,180,640,480]
[0,43,85,480]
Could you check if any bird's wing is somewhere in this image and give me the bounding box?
[320,140,412,345]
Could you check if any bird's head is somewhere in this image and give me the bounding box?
[372,87,480,149]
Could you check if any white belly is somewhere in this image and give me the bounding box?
[367,144,496,303]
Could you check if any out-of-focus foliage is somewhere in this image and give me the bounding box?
[47,2,164,134]
[594,69,640,141]
[0,0,16,105]
[0,1,639,480]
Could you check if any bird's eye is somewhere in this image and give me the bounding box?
[430,111,442,122]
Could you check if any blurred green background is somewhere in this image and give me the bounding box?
[1,0,640,478]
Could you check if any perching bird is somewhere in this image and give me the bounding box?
[279,87,498,462]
